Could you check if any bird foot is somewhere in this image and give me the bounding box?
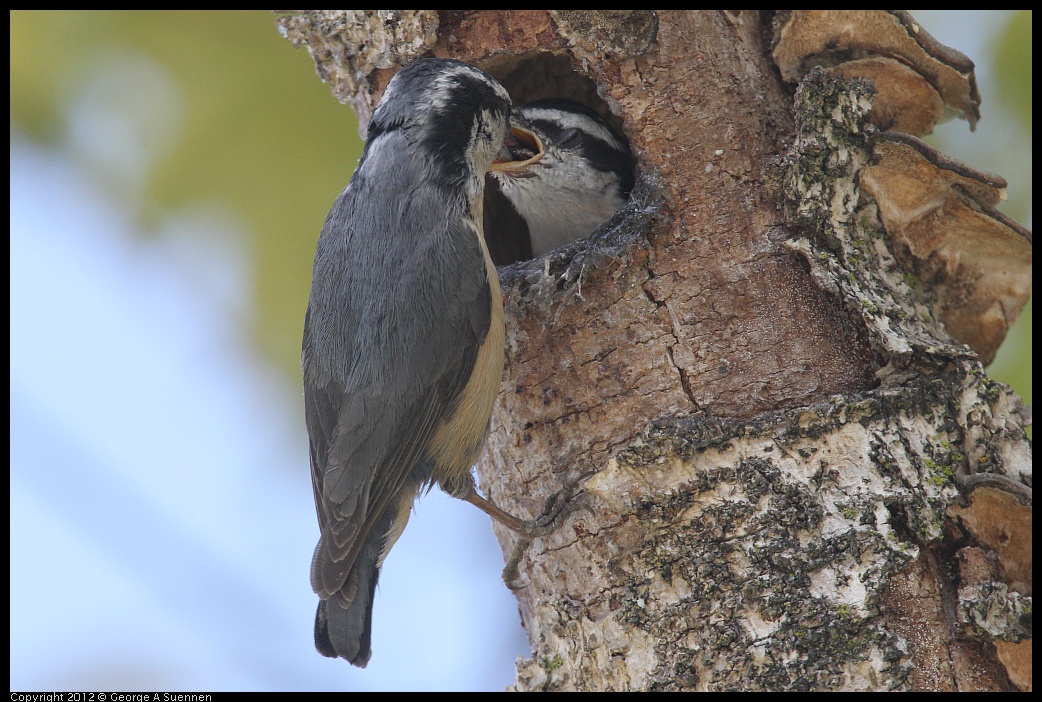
[499,470,594,590]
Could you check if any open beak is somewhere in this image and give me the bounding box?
[489,124,543,173]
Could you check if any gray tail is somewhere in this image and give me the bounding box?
[314,550,380,667]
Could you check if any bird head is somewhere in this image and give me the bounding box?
[487,98,635,256]
[364,58,516,184]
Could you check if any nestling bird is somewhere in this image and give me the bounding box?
[302,58,539,667]
[488,98,635,257]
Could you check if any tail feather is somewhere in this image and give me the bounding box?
[313,532,382,667]
[314,555,379,666]
[312,493,413,666]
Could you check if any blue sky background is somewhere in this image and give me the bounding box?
[10,11,1031,692]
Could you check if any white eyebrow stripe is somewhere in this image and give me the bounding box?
[437,63,512,104]
[519,107,625,152]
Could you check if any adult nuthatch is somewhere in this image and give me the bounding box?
[489,98,635,257]
[302,58,539,667]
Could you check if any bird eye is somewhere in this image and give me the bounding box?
[557,127,582,147]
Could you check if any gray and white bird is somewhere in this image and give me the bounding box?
[489,98,635,257]
[302,58,535,667]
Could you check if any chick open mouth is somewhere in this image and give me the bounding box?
[489,125,543,172]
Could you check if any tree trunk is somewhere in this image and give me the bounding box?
[278,10,1031,691]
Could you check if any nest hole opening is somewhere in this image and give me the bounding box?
[478,52,629,266]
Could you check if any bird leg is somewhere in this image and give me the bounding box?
[460,487,532,534]
[460,485,573,538]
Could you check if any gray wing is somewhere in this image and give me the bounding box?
[303,160,492,605]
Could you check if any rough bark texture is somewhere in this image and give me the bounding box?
[278,10,1031,691]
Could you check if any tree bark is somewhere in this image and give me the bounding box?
[278,10,1031,691]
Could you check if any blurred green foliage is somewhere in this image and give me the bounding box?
[9,10,1031,412]
[11,10,364,377]
[994,10,1032,132]
[984,11,1032,418]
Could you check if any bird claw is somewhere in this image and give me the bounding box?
[501,469,594,589]
[515,482,576,537]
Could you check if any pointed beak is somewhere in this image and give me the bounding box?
[490,124,543,173]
